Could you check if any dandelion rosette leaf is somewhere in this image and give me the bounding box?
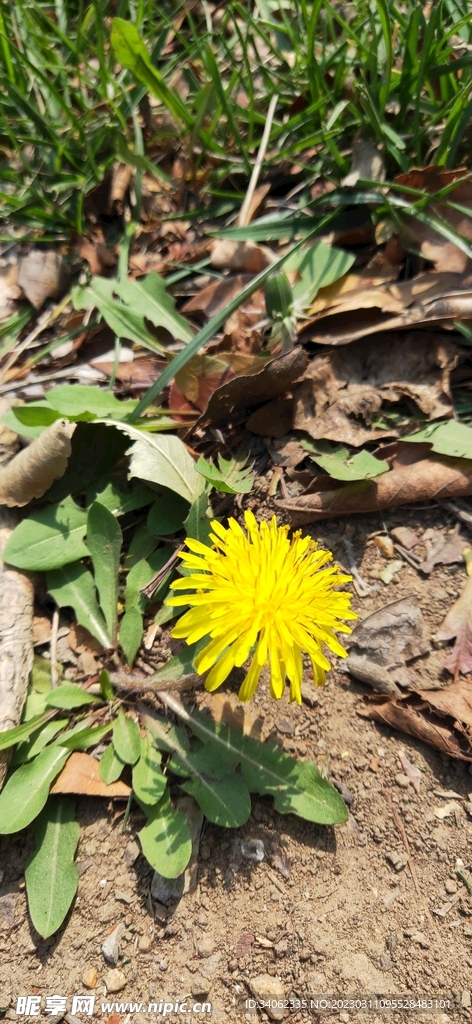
[166,512,356,704]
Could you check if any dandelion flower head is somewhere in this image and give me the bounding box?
[167,511,357,704]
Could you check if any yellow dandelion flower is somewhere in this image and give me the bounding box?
[166,511,357,705]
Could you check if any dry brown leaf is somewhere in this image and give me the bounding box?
[390,526,419,549]
[0,419,75,507]
[301,272,472,346]
[169,354,234,416]
[278,442,472,524]
[359,697,472,760]
[211,238,275,273]
[394,166,472,273]
[182,274,254,318]
[199,348,308,427]
[417,678,472,729]
[50,752,131,797]
[292,333,457,447]
[77,233,117,276]
[68,623,104,656]
[245,397,294,438]
[17,251,70,310]
[419,525,467,574]
[0,264,21,322]
[435,576,472,680]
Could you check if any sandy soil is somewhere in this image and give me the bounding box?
[1,502,472,1024]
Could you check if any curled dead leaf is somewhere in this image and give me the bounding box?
[278,443,472,524]
[0,419,75,507]
[301,272,472,346]
[359,697,472,760]
[292,333,457,447]
[17,251,70,310]
[198,348,308,427]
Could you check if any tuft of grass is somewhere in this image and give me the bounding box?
[1,0,472,239]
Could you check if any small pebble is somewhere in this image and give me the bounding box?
[240,839,265,863]
[394,773,411,789]
[190,975,210,997]
[332,780,354,806]
[102,923,125,966]
[380,954,393,971]
[82,967,97,989]
[196,935,217,958]
[445,879,458,894]
[200,844,211,861]
[104,969,126,993]
[138,935,152,952]
[276,717,295,736]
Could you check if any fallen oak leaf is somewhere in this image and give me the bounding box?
[0,419,75,507]
[50,751,131,797]
[278,443,472,524]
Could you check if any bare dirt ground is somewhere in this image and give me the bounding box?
[1,499,472,1024]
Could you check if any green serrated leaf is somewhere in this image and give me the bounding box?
[87,502,122,643]
[0,710,57,752]
[45,683,101,710]
[132,735,166,805]
[140,708,190,755]
[301,439,390,481]
[99,742,125,784]
[47,563,111,649]
[25,797,79,938]
[169,742,251,826]
[4,497,88,571]
[113,273,194,343]
[195,453,255,494]
[137,790,192,878]
[113,708,141,765]
[120,608,143,667]
[72,272,193,354]
[46,384,138,420]
[403,419,472,458]
[242,746,348,824]
[147,491,190,536]
[166,702,348,826]
[2,402,62,438]
[0,746,70,834]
